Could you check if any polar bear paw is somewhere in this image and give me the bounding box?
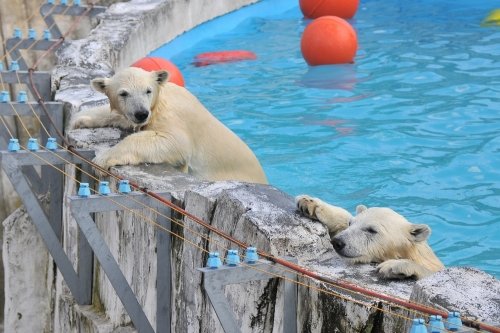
[69,114,94,130]
[376,259,423,279]
[295,195,322,220]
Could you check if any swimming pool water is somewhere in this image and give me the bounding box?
[152,0,500,277]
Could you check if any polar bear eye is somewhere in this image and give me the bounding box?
[364,227,378,234]
[146,88,152,94]
[119,91,129,98]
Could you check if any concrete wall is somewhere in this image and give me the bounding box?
[2,0,499,332]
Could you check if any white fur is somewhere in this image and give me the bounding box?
[296,195,444,279]
[70,67,268,184]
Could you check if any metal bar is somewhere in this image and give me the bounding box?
[69,191,171,213]
[0,104,65,195]
[4,46,26,70]
[80,161,95,189]
[199,258,298,333]
[200,259,295,284]
[47,166,63,238]
[0,102,63,117]
[0,71,50,84]
[0,129,9,148]
[77,220,93,305]
[155,197,172,333]
[42,12,61,39]
[46,101,63,140]
[22,165,43,194]
[0,150,93,196]
[0,71,51,100]
[69,192,174,332]
[3,38,58,70]
[70,208,155,333]
[0,153,88,304]
[204,284,240,333]
[0,150,95,166]
[39,4,107,40]
[42,101,64,231]
[40,3,107,17]
[6,38,61,52]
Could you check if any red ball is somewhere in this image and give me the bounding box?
[300,0,359,19]
[300,16,358,66]
[131,57,185,87]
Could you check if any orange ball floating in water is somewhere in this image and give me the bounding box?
[193,50,257,67]
[300,16,357,66]
[299,0,359,19]
[131,57,185,87]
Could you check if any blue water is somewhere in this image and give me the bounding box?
[152,0,500,277]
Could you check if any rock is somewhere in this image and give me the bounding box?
[411,267,500,326]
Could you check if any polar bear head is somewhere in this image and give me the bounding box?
[331,206,432,264]
[91,67,169,127]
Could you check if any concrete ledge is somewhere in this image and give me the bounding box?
[411,267,500,325]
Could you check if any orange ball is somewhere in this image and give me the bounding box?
[131,57,185,87]
[300,16,357,66]
[299,0,359,19]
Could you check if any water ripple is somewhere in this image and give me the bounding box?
[154,0,500,277]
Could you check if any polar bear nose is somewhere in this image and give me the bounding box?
[332,237,345,252]
[134,109,149,122]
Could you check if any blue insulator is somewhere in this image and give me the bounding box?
[73,0,81,5]
[78,183,91,197]
[410,318,427,333]
[409,318,427,333]
[13,28,22,39]
[8,139,20,152]
[17,91,27,103]
[28,28,36,39]
[45,137,57,151]
[446,312,462,332]
[43,29,52,40]
[428,315,445,333]
[0,91,10,103]
[206,252,222,269]
[245,246,259,264]
[10,60,19,71]
[27,138,39,151]
[99,181,111,195]
[118,179,132,194]
[61,0,68,5]
[226,249,240,266]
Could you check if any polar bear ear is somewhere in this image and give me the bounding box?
[91,78,110,93]
[409,224,431,242]
[355,205,367,215]
[154,70,170,85]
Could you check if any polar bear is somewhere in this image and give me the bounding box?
[296,195,444,279]
[70,67,268,184]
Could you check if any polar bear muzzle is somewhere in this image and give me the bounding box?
[134,107,150,123]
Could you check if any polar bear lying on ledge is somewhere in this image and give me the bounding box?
[296,195,444,279]
[70,67,268,184]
